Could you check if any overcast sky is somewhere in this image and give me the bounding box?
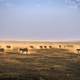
[0,0,80,41]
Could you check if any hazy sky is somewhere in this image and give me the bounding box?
[0,0,80,41]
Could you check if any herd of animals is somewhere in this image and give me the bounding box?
[0,41,80,54]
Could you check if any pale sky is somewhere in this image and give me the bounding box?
[0,0,80,41]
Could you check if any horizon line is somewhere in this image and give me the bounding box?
[0,38,80,42]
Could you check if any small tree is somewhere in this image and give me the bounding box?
[59,45,61,48]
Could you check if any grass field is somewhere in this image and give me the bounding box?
[0,48,80,80]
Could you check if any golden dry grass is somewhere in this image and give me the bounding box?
[0,48,79,80]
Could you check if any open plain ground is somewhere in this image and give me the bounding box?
[0,48,80,80]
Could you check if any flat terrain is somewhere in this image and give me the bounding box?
[0,48,80,80]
